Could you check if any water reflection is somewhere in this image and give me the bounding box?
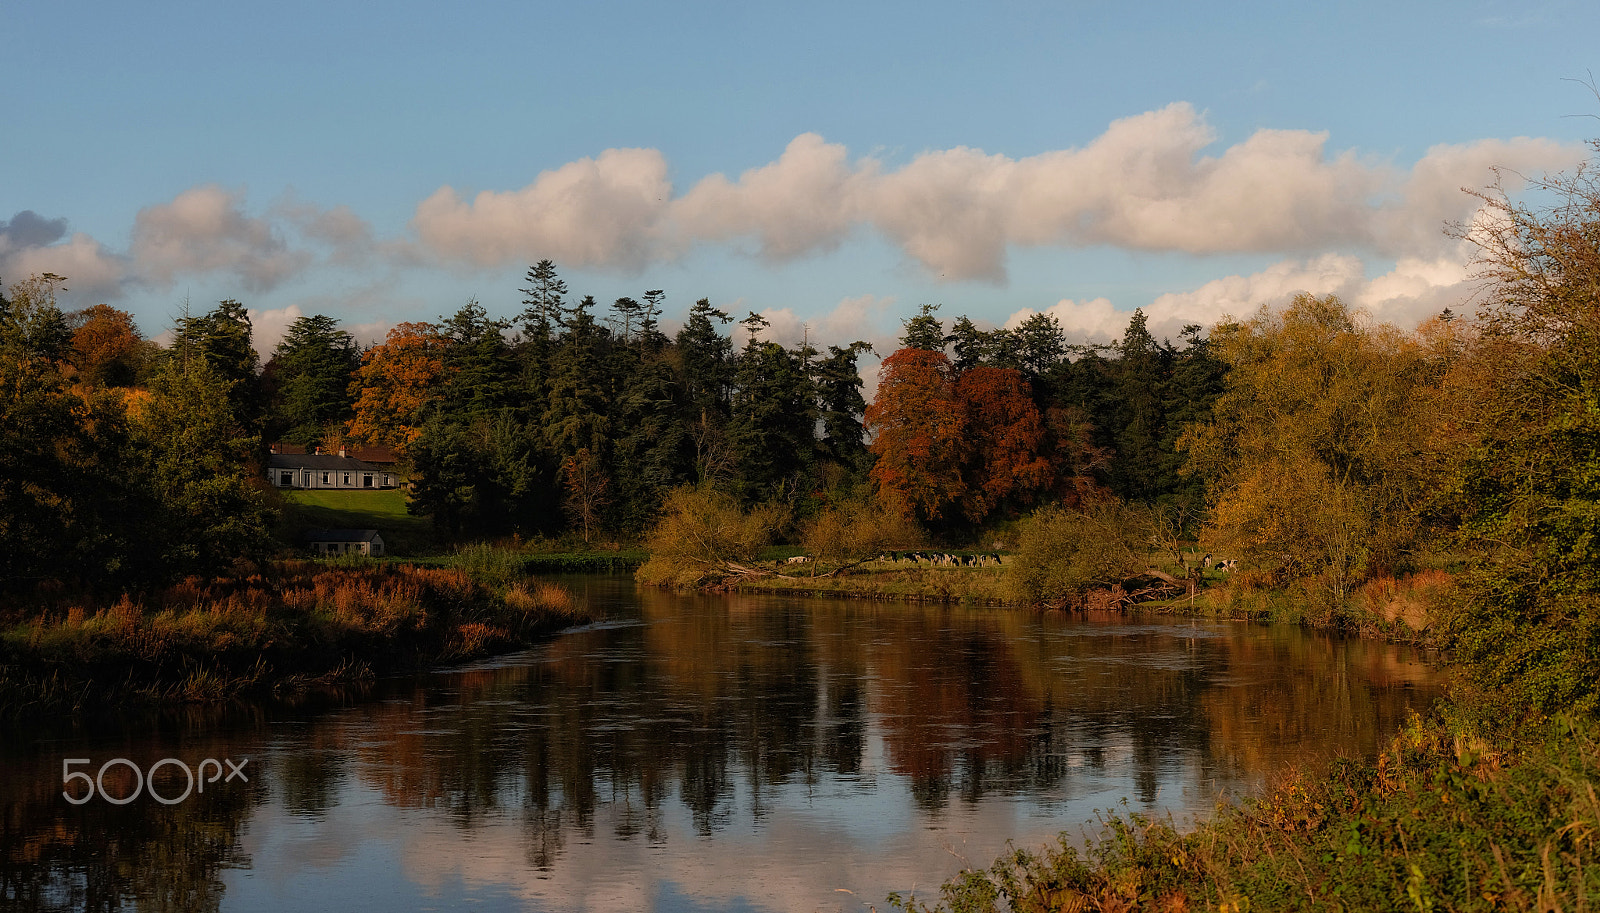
[1,577,1439,912]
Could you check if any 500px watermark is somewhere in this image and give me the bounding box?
[62,757,249,805]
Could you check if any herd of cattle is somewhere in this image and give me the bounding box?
[779,551,1002,568]
[778,551,1241,572]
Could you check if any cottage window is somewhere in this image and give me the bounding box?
[363,474,373,488]
[280,472,293,486]
[322,472,329,484]
[343,473,350,485]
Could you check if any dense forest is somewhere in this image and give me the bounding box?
[0,260,1224,572]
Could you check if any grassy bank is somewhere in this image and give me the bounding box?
[275,488,438,555]
[731,557,1013,604]
[0,561,586,722]
[891,714,1600,912]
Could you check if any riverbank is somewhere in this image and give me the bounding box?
[891,712,1600,912]
[0,561,587,722]
[726,558,1442,643]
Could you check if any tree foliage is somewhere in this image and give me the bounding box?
[636,487,788,587]
[1006,501,1152,606]
[1443,145,1600,718]
[347,321,447,451]
[1180,294,1445,600]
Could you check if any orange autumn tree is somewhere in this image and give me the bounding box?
[69,304,146,388]
[866,348,968,522]
[954,366,1052,521]
[347,321,448,452]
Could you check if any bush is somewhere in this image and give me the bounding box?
[1006,501,1151,607]
[636,487,788,587]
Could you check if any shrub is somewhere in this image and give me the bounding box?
[637,487,788,587]
[1006,501,1151,607]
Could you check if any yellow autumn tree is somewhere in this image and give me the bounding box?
[1179,294,1456,601]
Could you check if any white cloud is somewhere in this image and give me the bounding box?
[410,105,1586,282]
[1,232,128,303]
[1003,250,1479,347]
[248,304,304,356]
[412,147,676,270]
[131,185,311,291]
[1005,296,1124,344]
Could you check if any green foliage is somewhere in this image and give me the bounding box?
[1443,147,1600,720]
[900,303,946,352]
[729,313,818,502]
[267,313,359,445]
[1006,501,1151,605]
[892,716,1600,913]
[137,358,275,574]
[170,298,262,427]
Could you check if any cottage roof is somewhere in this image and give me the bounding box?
[268,443,398,464]
[268,453,388,472]
[304,529,383,543]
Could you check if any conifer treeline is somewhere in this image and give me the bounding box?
[2,258,1226,593]
[273,261,1226,539]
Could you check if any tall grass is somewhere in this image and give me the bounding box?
[0,562,585,721]
[893,714,1600,912]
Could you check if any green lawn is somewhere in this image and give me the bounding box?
[276,488,438,556]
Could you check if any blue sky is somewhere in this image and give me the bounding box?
[5,0,1598,358]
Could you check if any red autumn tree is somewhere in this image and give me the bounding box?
[346,321,448,451]
[866,348,968,521]
[954,366,1052,521]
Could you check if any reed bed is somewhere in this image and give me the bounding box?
[0,562,586,721]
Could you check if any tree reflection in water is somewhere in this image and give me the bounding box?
[0,579,1438,911]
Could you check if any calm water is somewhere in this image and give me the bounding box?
[1,576,1440,912]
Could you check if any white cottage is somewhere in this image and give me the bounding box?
[267,447,398,490]
[306,529,385,557]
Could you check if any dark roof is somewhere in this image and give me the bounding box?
[268,453,389,471]
[267,444,398,464]
[349,446,397,464]
[304,529,383,543]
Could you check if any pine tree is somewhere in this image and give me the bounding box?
[268,314,359,446]
[900,304,946,352]
[813,342,874,471]
[729,313,817,502]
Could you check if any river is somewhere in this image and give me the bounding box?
[0,575,1440,912]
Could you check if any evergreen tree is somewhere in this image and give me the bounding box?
[268,314,359,446]
[813,342,874,471]
[948,316,995,373]
[1108,308,1174,502]
[437,299,513,416]
[900,304,946,352]
[729,313,817,502]
[543,300,610,460]
[677,298,733,418]
[170,298,263,429]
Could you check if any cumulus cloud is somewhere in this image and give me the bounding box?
[1005,250,1479,347]
[734,293,896,351]
[412,105,1586,282]
[0,210,69,250]
[0,210,128,302]
[277,199,377,266]
[412,147,675,270]
[131,185,312,291]
[248,304,305,356]
[1005,296,1125,345]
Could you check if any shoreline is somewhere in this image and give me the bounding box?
[0,561,589,725]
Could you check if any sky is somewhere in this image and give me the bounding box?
[5,0,1599,364]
